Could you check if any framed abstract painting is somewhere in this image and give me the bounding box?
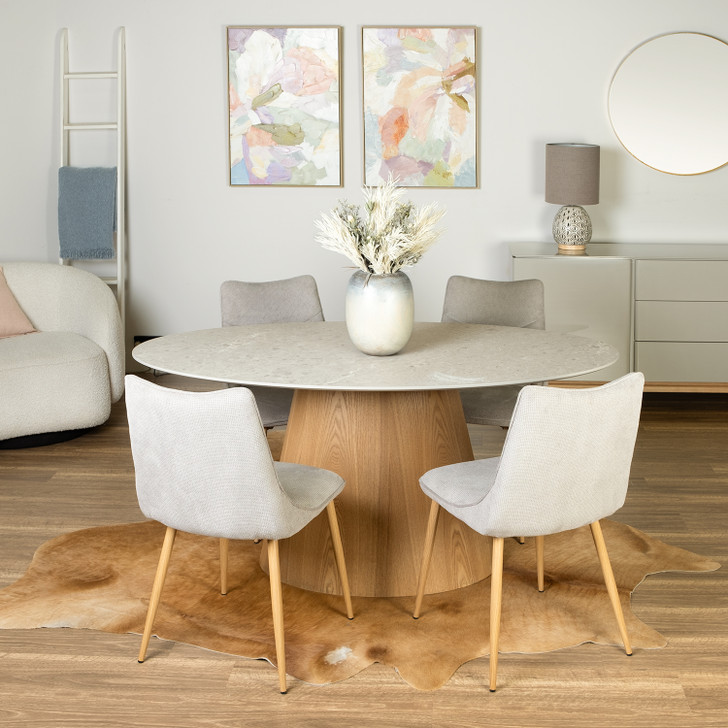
[362,27,477,187]
[227,26,342,186]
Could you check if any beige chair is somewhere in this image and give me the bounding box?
[413,373,645,691]
[442,276,545,428]
[220,275,324,430]
[125,375,353,693]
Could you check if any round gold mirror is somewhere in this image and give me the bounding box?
[608,32,728,175]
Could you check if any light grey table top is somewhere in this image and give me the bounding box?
[132,322,618,392]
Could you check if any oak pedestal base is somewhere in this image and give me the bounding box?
[265,388,492,598]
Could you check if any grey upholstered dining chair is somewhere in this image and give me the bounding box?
[220,275,324,430]
[442,276,545,429]
[125,375,353,694]
[412,372,645,691]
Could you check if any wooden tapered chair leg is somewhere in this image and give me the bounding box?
[489,537,505,692]
[325,501,354,620]
[267,539,287,694]
[138,526,176,663]
[517,537,525,544]
[219,538,229,596]
[413,500,441,619]
[535,535,545,592]
[589,520,633,655]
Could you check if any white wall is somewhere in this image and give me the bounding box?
[2,0,728,360]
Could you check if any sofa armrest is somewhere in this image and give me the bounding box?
[1,262,125,402]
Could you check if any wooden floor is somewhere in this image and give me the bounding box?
[0,377,726,728]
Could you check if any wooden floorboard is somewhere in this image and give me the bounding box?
[0,377,726,727]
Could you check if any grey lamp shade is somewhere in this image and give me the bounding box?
[545,143,600,205]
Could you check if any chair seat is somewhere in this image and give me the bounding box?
[275,461,345,511]
[420,457,500,509]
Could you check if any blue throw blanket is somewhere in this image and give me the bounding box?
[58,166,117,259]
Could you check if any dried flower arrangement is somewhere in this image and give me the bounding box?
[315,176,445,275]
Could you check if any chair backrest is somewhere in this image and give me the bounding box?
[480,373,645,537]
[441,276,545,330]
[125,375,299,540]
[220,275,324,326]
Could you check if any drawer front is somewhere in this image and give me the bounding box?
[635,342,728,381]
[635,260,728,301]
[635,301,728,341]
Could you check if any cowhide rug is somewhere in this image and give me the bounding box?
[0,520,719,690]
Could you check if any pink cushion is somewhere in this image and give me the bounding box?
[0,266,36,338]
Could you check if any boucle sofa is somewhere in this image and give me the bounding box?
[0,262,125,444]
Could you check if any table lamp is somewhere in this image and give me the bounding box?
[545,143,600,253]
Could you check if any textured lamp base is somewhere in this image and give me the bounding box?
[553,205,592,251]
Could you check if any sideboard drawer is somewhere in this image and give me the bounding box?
[635,342,728,381]
[635,301,728,341]
[511,242,728,390]
[635,260,728,301]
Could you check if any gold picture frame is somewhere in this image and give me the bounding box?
[227,26,342,186]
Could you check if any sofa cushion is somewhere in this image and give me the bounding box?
[0,331,111,440]
[0,266,36,338]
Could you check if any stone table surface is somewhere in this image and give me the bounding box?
[132,321,619,391]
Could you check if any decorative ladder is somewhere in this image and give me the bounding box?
[59,27,127,329]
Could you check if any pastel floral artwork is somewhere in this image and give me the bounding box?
[362,27,477,187]
[228,27,341,186]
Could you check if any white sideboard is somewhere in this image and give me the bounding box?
[511,243,728,392]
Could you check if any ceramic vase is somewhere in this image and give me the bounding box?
[345,270,414,356]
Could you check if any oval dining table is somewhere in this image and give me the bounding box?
[133,321,618,598]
